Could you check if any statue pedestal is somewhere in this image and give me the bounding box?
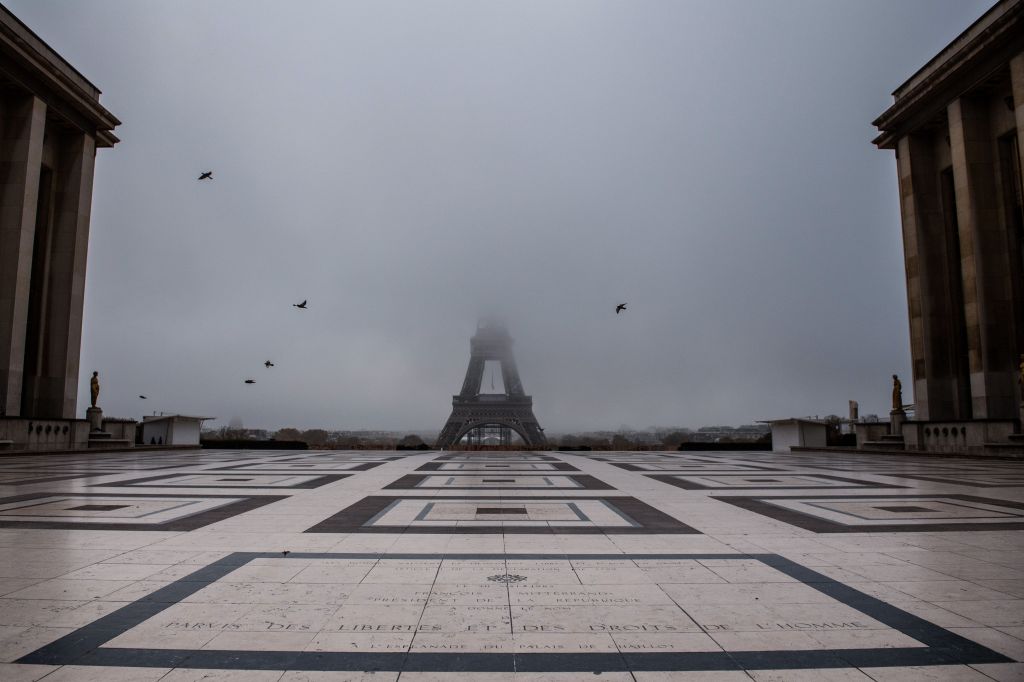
[86,406,103,432]
[890,408,906,436]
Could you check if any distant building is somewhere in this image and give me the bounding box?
[690,424,767,443]
[0,6,119,449]
[763,419,828,453]
[873,0,1023,453]
[140,415,213,447]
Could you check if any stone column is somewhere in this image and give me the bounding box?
[1010,52,1024,420]
[0,93,46,417]
[32,132,96,419]
[895,133,963,420]
[948,97,1018,419]
[1012,52,1024,207]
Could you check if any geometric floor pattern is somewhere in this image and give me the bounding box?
[305,495,697,533]
[646,473,908,490]
[0,492,287,530]
[97,473,351,489]
[716,494,1024,533]
[0,447,1021,681]
[383,474,615,490]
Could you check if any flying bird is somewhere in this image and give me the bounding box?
[139,395,147,400]
[198,171,213,180]
[244,379,255,384]
[265,361,274,368]
[615,303,627,314]
[293,300,308,309]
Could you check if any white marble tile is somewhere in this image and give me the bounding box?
[0,663,60,682]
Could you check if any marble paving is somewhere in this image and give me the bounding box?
[0,448,1022,681]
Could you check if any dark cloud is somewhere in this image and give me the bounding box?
[7,0,993,430]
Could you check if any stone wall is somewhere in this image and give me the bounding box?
[0,416,89,450]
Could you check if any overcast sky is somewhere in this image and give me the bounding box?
[9,0,994,432]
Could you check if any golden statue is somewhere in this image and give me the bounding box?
[90,371,100,408]
[891,374,902,411]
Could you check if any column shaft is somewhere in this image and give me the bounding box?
[896,134,970,420]
[0,93,46,416]
[1012,53,1024,197]
[948,96,1018,418]
[23,132,96,418]
[1009,52,1024,414]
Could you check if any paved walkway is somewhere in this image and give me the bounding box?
[0,448,1022,680]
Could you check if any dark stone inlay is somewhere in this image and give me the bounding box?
[305,495,698,534]
[0,462,187,473]
[649,474,906,491]
[874,505,936,513]
[212,461,382,472]
[882,474,1024,488]
[481,479,515,483]
[0,492,287,531]
[476,507,527,514]
[67,504,129,512]
[434,453,558,461]
[91,473,350,489]
[277,455,402,464]
[715,494,1024,532]
[0,473,106,486]
[416,461,579,472]
[610,462,783,472]
[384,474,614,490]
[15,552,1011,673]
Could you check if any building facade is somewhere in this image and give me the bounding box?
[0,7,119,447]
[873,0,1023,452]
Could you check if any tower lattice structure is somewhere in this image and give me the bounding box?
[435,321,547,450]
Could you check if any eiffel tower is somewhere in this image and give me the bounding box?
[435,321,548,450]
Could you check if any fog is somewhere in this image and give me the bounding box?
[8,0,993,432]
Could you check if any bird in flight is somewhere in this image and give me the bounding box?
[293,300,308,309]
[615,303,627,314]
[265,361,274,368]
[244,379,255,384]
[139,395,147,400]
[198,171,213,180]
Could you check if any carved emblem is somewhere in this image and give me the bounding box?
[487,574,527,583]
